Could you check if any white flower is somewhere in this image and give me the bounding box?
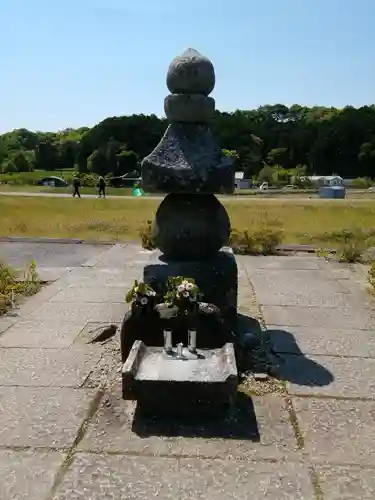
[146,290,156,297]
[177,284,185,293]
[182,291,189,298]
[140,297,148,305]
[185,282,194,291]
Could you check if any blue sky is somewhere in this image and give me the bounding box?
[1,0,374,132]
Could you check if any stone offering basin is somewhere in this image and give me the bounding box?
[122,341,238,415]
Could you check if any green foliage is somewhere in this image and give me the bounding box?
[139,220,156,250]
[13,151,32,172]
[230,226,283,255]
[125,279,156,304]
[0,169,74,186]
[336,241,364,263]
[350,177,373,189]
[2,105,375,181]
[266,148,289,166]
[87,148,109,176]
[258,165,274,183]
[164,277,201,315]
[273,166,290,184]
[35,140,59,170]
[2,161,18,174]
[79,173,98,187]
[0,260,40,315]
[115,149,139,176]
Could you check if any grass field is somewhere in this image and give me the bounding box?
[0,184,133,196]
[1,196,375,247]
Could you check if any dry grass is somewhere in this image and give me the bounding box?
[1,196,375,246]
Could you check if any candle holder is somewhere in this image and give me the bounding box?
[188,329,197,353]
[163,329,173,354]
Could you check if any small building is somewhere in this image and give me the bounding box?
[234,171,251,189]
[318,185,346,199]
[307,175,344,187]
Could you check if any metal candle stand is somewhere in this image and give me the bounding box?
[163,329,198,359]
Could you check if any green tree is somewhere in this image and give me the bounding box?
[2,161,18,174]
[87,148,109,176]
[258,165,274,183]
[35,140,59,170]
[115,149,139,176]
[13,151,31,172]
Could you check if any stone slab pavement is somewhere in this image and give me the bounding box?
[0,244,374,498]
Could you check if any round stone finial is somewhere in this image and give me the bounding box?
[166,48,215,96]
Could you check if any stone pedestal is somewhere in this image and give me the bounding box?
[143,248,238,325]
[122,341,238,415]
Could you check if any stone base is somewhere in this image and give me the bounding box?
[122,341,238,415]
[143,248,238,326]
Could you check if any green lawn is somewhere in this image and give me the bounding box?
[1,195,375,248]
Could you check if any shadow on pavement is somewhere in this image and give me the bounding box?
[132,392,260,441]
[267,328,334,387]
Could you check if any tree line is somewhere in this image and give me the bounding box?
[1,104,375,181]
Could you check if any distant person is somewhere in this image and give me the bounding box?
[97,176,106,198]
[72,176,81,198]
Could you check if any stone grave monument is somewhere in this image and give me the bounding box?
[120,49,241,414]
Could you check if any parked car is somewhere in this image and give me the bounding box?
[283,184,298,190]
[368,186,375,192]
[37,176,68,187]
[259,182,269,190]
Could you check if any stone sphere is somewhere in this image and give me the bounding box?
[152,193,230,260]
[166,48,215,96]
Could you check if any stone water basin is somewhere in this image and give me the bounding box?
[122,341,238,415]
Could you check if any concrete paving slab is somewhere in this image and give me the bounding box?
[0,386,97,448]
[0,317,16,335]
[53,453,314,500]
[92,243,151,269]
[53,453,180,500]
[79,385,300,461]
[13,281,64,316]
[49,285,126,303]
[267,325,375,357]
[262,305,374,330]
[293,397,375,465]
[59,267,141,288]
[0,241,106,269]
[281,354,375,398]
[0,449,65,500]
[237,254,321,271]
[34,266,74,282]
[0,319,85,348]
[26,301,126,324]
[317,465,375,500]
[177,459,315,500]
[0,347,102,387]
[251,270,362,307]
